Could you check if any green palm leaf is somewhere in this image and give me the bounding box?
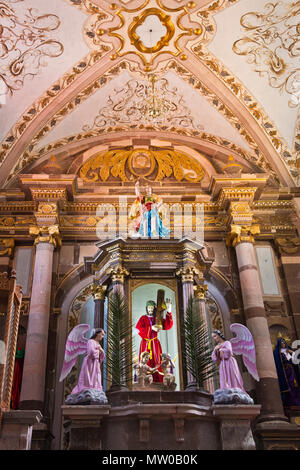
[105,291,135,388]
[182,296,216,388]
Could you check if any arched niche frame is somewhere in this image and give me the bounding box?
[131,279,182,390]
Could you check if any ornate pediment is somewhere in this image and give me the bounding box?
[78,147,205,183]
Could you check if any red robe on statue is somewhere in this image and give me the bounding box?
[135,312,173,382]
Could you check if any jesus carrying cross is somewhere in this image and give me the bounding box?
[135,289,173,383]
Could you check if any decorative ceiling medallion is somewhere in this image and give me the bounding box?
[78,147,205,183]
[95,0,203,71]
[128,8,175,53]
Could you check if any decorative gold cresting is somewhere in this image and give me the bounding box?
[29,225,62,248]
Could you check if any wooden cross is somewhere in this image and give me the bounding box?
[154,289,165,330]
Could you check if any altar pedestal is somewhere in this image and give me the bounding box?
[61,391,265,450]
[0,410,42,450]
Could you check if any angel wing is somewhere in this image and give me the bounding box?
[59,324,90,382]
[230,323,259,382]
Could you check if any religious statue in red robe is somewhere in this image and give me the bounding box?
[135,298,173,383]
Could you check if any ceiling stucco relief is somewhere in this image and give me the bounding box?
[81,0,204,72]
[0,1,63,97]
[0,0,90,137]
[7,59,276,182]
[35,70,251,151]
[202,0,299,177]
[0,0,297,187]
[233,2,300,109]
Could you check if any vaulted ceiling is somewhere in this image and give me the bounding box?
[0,0,299,189]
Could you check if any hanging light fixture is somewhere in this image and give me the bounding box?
[140,26,172,123]
[143,73,172,122]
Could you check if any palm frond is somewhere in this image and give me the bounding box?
[105,291,135,388]
[182,296,216,388]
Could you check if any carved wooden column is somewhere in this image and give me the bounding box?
[176,266,198,314]
[227,201,287,423]
[107,266,129,297]
[92,285,107,330]
[20,224,61,412]
[0,271,22,423]
[176,266,199,390]
[194,283,214,393]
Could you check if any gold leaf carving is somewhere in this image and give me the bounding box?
[79,147,205,183]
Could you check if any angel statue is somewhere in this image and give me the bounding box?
[59,325,108,405]
[133,351,158,388]
[212,324,259,405]
[160,353,176,390]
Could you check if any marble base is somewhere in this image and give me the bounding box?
[65,389,108,405]
[213,388,254,405]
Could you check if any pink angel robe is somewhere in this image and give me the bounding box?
[212,340,246,392]
[71,339,105,394]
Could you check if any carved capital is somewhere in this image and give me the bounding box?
[0,238,15,258]
[194,284,208,300]
[92,285,107,301]
[106,266,129,284]
[29,224,62,247]
[226,224,260,248]
[176,266,201,283]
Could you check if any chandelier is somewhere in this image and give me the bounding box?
[142,73,172,123]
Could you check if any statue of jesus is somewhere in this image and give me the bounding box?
[135,293,173,383]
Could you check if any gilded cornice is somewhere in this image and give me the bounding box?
[0,202,36,212]
[217,187,258,206]
[30,188,68,202]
